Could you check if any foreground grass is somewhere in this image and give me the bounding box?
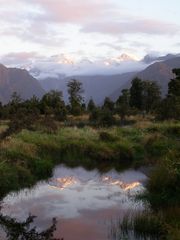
[0,126,137,198]
[0,119,180,239]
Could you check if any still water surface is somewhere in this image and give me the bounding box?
[1,165,147,240]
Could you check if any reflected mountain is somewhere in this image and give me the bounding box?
[1,165,147,240]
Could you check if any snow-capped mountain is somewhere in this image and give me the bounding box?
[27,53,143,79]
[0,53,179,104]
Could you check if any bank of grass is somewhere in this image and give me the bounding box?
[0,119,180,239]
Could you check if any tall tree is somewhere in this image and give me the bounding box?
[103,97,114,112]
[116,89,130,123]
[24,95,40,115]
[168,68,180,97]
[130,78,161,113]
[67,79,84,115]
[158,68,180,120]
[9,92,22,114]
[0,101,3,119]
[40,90,66,119]
[87,98,96,113]
[130,77,143,110]
[142,81,161,113]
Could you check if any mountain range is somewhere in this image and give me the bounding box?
[0,53,179,104]
[39,55,180,103]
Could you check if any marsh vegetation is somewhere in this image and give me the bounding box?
[0,70,180,239]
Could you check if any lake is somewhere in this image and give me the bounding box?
[1,165,147,240]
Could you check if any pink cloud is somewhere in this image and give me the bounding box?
[82,19,180,36]
[0,52,41,66]
[2,52,39,60]
[0,0,180,60]
[1,0,179,40]
[27,0,111,23]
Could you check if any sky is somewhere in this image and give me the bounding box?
[0,0,180,67]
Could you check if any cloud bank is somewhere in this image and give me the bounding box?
[0,0,180,61]
[0,52,147,79]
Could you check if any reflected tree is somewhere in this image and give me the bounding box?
[0,213,63,240]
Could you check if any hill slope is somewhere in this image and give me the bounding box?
[0,64,45,104]
[110,57,180,101]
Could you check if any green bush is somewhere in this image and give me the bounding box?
[27,158,53,179]
[146,155,180,209]
[165,125,180,137]
[0,163,19,198]
[99,131,118,142]
[145,134,170,158]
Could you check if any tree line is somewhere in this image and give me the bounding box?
[0,69,179,134]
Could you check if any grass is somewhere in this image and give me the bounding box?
[112,210,166,240]
[0,126,134,198]
[0,117,179,238]
[0,121,179,197]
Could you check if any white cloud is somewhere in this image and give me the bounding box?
[0,0,180,61]
[82,19,180,36]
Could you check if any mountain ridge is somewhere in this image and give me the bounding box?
[0,64,45,104]
[110,56,180,101]
[0,54,179,104]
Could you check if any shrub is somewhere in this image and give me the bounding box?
[0,163,19,198]
[146,158,180,209]
[99,109,115,126]
[99,131,117,142]
[40,117,58,134]
[144,134,169,158]
[165,125,180,137]
[27,158,53,179]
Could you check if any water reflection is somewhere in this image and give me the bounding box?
[49,177,77,190]
[1,165,147,240]
[102,176,141,191]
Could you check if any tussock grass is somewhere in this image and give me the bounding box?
[0,126,136,198]
[0,121,179,199]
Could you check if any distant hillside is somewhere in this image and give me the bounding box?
[0,64,45,104]
[110,57,180,101]
[40,72,136,104]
